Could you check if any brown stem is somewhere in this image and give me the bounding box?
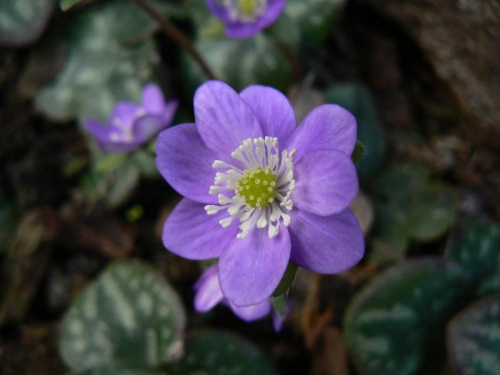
[133,0,216,80]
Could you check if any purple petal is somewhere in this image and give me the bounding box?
[205,0,233,23]
[163,198,240,260]
[239,85,296,144]
[293,150,359,216]
[156,123,218,204]
[289,209,364,274]
[255,0,286,30]
[194,266,225,312]
[84,119,113,143]
[132,115,165,144]
[230,300,271,321]
[84,119,139,153]
[272,303,290,332]
[194,81,263,162]
[219,227,291,307]
[162,100,179,124]
[141,83,166,114]
[109,102,141,128]
[285,104,357,162]
[225,23,262,39]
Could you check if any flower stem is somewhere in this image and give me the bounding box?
[133,0,216,80]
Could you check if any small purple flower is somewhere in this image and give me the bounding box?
[84,84,178,153]
[156,80,364,307]
[194,265,286,331]
[206,0,286,39]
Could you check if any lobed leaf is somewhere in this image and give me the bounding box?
[447,217,500,297]
[59,261,186,374]
[167,330,277,375]
[0,0,54,46]
[447,294,500,375]
[344,258,466,375]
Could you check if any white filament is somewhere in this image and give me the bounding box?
[222,0,268,23]
[205,137,295,239]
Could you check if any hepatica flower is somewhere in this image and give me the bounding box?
[84,84,178,153]
[157,81,364,307]
[194,265,286,331]
[206,0,286,39]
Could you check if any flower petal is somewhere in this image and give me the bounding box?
[194,81,262,162]
[293,150,359,216]
[132,115,165,144]
[84,120,139,153]
[230,300,271,322]
[285,104,357,162]
[205,0,233,23]
[141,83,166,114]
[239,85,296,144]
[219,227,291,307]
[156,123,217,204]
[225,23,261,39]
[194,266,225,312]
[255,0,286,29]
[84,119,113,143]
[289,209,364,274]
[109,102,141,128]
[163,198,239,260]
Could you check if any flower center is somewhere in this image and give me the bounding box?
[239,0,257,15]
[205,137,295,239]
[109,108,146,143]
[235,167,277,209]
[223,0,267,23]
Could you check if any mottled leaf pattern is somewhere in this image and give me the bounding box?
[59,261,186,374]
[447,295,500,375]
[344,258,466,375]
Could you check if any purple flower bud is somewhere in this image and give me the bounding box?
[84,84,178,153]
[194,265,282,326]
[206,0,286,39]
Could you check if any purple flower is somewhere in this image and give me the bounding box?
[84,84,178,153]
[194,265,286,331]
[156,80,364,307]
[206,0,286,39]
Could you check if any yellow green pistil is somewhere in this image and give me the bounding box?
[235,166,277,208]
[238,0,257,15]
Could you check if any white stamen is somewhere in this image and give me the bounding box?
[207,137,295,239]
[222,0,268,24]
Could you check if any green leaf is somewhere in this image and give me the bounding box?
[85,160,141,209]
[271,294,287,317]
[60,0,85,11]
[344,258,466,375]
[131,150,159,178]
[351,140,365,166]
[447,217,500,297]
[183,34,292,93]
[447,295,500,375]
[273,262,298,297]
[59,260,186,374]
[35,0,175,123]
[267,13,301,48]
[370,163,457,262]
[0,0,54,46]
[324,84,385,179]
[283,0,344,50]
[167,330,277,375]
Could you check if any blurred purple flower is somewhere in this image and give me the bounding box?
[84,84,178,153]
[206,0,286,39]
[156,80,364,307]
[194,265,286,331]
